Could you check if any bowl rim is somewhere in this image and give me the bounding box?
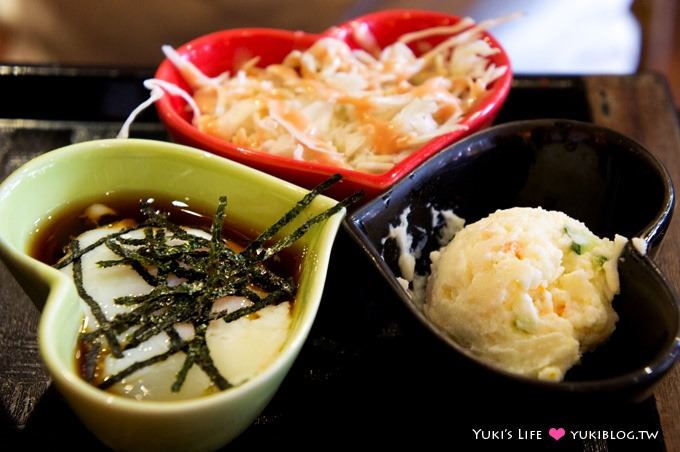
[344,118,680,392]
[153,8,513,193]
[0,138,345,412]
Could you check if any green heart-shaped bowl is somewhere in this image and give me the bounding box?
[0,139,344,451]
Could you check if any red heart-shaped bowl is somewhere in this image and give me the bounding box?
[154,9,512,199]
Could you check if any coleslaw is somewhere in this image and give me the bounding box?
[128,15,513,173]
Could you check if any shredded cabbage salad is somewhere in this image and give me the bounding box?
[134,16,512,173]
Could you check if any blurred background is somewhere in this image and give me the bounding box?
[0,0,677,103]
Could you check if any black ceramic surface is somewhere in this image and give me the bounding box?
[345,119,680,400]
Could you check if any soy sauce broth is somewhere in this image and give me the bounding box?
[29,192,304,395]
[29,191,304,280]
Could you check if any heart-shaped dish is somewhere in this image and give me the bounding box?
[154,9,512,199]
[0,139,345,450]
[344,120,680,402]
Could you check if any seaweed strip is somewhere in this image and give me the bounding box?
[123,297,195,350]
[99,341,187,390]
[212,290,290,323]
[172,351,195,392]
[104,239,172,273]
[171,326,196,392]
[55,224,145,269]
[71,240,123,358]
[256,191,362,262]
[98,258,159,286]
[63,175,357,395]
[243,174,342,258]
[81,339,102,383]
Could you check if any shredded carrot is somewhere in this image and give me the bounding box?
[159,16,511,173]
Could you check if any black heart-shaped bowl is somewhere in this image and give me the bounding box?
[344,119,680,402]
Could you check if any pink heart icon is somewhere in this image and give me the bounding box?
[549,427,566,441]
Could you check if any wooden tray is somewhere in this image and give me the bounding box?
[0,67,678,451]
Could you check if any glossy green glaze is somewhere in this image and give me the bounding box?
[0,139,344,451]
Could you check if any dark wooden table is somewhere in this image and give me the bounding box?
[0,68,678,451]
[582,74,680,452]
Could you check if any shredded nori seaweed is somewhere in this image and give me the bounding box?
[61,175,358,394]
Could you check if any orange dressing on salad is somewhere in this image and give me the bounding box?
[342,96,410,155]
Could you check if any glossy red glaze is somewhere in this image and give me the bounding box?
[155,10,512,199]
